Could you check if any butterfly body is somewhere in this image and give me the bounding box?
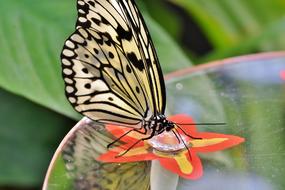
[147,114,174,135]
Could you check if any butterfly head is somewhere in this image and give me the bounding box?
[155,114,175,133]
[163,120,174,132]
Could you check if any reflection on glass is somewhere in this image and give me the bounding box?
[44,52,285,190]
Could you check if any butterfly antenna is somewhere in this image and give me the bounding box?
[174,123,202,140]
[176,122,226,126]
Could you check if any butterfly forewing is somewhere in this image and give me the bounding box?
[61,0,166,126]
[62,28,146,126]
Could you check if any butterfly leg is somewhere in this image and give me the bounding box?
[173,128,193,160]
[107,129,134,149]
[115,128,156,158]
[107,123,148,149]
[172,130,181,143]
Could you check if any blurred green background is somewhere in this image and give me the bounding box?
[0,0,285,189]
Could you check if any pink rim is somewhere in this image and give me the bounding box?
[165,51,285,81]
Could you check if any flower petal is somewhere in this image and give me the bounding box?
[106,125,145,145]
[157,151,203,179]
[191,138,228,147]
[98,150,155,163]
[98,141,156,163]
[191,132,245,152]
[168,114,199,135]
[101,114,245,180]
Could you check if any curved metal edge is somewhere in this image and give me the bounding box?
[164,51,285,81]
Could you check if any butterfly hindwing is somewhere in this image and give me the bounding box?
[61,0,166,126]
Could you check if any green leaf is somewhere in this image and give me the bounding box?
[45,155,72,190]
[171,0,285,60]
[200,18,285,62]
[144,14,193,73]
[0,0,192,120]
[143,0,180,39]
[0,0,80,120]
[0,88,75,186]
[137,1,192,71]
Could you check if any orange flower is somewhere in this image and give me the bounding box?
[98,114,244,180]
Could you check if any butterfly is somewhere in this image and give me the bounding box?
[54,0,227,189]
[61,0,180,150]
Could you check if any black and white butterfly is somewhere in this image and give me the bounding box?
[61,0,178,147]
[56,0,228,189]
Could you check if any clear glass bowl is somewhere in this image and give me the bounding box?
[43,52,285,190]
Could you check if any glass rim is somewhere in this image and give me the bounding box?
[165,51,285,81]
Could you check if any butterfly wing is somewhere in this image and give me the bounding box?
[61,0,166,126]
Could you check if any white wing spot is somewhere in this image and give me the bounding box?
[63,68,73,75]
[78,0,84,6]
[65,40,75,48]
[63,49,75,57]
[66,86,75,93]
[68,97,76,103]
[79,17,87,23]
[64,78,73,84]
[62,59,72,66]
[71,34,84,43]
[78,9,85,14]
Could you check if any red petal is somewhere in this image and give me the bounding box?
[106,125,143,145]
[106,125,128,138]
